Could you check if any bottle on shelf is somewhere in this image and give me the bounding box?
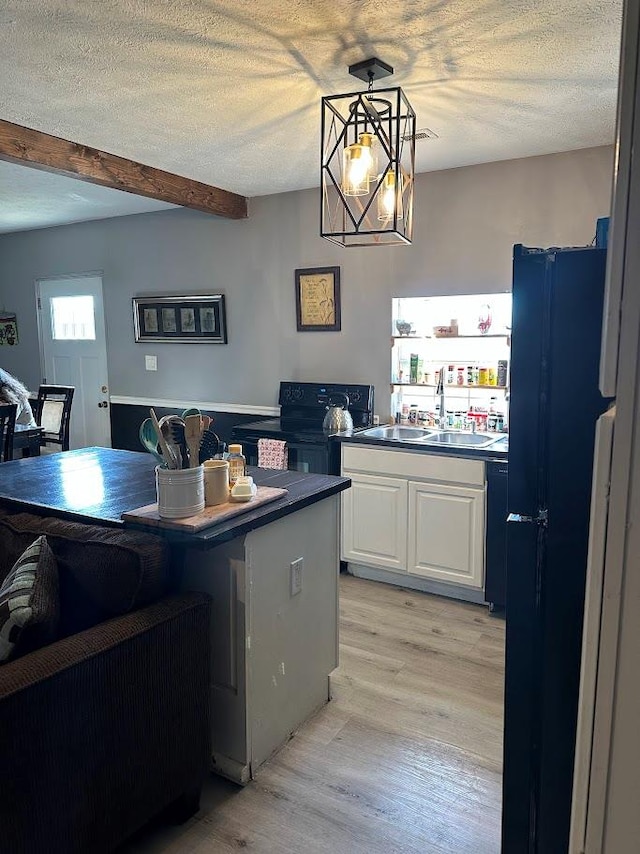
[410,354,419,384]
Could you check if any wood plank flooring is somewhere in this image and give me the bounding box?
[122,575,505,854]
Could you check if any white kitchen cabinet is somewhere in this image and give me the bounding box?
[407,480,485,588]
[341,472,408,571]
[342,443,486,596]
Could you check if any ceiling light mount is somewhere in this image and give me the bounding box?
[348,57,394,85]
[321,57,416,247]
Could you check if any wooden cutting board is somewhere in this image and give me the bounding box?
[122,486,288,532]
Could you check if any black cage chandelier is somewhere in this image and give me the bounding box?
[321,57,416,247]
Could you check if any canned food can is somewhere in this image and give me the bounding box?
[478,367,489,385]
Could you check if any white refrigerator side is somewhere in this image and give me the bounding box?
[569,407,615,854]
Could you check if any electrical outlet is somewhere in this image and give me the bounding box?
[145,355,158,371]
[290,557,303,596]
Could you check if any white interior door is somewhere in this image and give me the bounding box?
[37,275,111,449]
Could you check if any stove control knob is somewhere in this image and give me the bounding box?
[292,386,304,400]
[349,390,362,403]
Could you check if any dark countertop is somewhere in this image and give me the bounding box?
[335,430,509,463]
[0,447,351,548]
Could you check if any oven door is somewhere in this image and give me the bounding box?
[234,433,330,475]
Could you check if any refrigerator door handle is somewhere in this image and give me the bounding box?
[507,510,548,526]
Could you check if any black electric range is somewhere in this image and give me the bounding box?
[231,381,374,475]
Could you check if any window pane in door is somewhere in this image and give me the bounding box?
[51,296,96,340]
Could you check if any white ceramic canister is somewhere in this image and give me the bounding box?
[156,464,205,519]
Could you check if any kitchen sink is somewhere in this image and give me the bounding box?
[358,426,502,449]
[421,431,500,447]
[359,425,435,440]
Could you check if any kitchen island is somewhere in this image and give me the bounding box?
[0,448,350,784]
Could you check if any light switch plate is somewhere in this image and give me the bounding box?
[145,355,158,371]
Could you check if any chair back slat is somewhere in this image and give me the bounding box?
[35,385,75,451]
[0,403,17,462]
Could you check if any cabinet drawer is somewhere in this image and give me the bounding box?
[342,444,484,486]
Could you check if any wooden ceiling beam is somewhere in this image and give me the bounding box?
[0,119,247,220]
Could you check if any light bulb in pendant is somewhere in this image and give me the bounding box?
[378,171,403,221]
[342,132,377,196]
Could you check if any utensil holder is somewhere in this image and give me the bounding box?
[156,464,205,518]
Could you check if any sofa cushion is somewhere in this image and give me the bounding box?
[0,535,59,663]
[0,511,170,637]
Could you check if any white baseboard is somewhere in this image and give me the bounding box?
[346,563,487,605]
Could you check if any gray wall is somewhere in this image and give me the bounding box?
[0,145,613,419]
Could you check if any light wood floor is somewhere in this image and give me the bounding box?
[123,575,505,854]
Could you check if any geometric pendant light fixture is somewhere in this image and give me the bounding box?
[321,58,416,247]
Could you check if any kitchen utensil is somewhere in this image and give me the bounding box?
[322,392,354,434]
[199,427,221,464]
[185,414,203,469]
[150,407,178,470]
[139,419,164,465]
[160,416,186,469]
[181,407,201,420]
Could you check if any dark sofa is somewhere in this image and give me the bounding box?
[0,507,211,854]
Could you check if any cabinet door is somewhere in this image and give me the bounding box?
[342,472,408,571]
[408,481,485,588]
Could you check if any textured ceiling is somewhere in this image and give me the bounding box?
[0,0,623,232]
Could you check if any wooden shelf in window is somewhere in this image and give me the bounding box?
[390,382,438,388]
[445,384,508,390]
[433,333,510,339]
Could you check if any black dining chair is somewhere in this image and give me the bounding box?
[34,385,75,452]
[0,403,17,462]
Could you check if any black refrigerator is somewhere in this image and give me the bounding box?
[502,244,608,853]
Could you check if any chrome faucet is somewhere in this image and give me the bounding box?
[436,368,446,428]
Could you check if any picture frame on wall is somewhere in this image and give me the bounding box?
[133,294,227,343]
[295,266,341,332]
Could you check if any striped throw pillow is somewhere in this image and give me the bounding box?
[0,534,59,663]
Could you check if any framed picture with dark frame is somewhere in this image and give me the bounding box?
[133,294,227,343]
[295,266,341,332]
